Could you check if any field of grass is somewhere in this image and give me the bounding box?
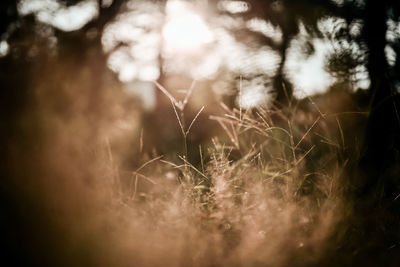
[94,85,371,266]
[3,79,399,266]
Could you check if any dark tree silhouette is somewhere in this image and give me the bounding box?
[358,0,400,199]
[0,1,128,265]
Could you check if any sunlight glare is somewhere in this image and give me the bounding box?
[218,1,250,14]
[18,0,98,32]
[238,77,272,108]
[163,1,213,52]
[0,41,10,57]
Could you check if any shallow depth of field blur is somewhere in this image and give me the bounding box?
[1,0,400,266]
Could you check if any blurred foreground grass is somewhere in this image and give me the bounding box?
[98,85,369,266]
[4,79,399,266]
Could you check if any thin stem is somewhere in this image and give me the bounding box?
[186,106,204,135]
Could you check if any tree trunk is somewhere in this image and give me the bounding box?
[359,0,400,200]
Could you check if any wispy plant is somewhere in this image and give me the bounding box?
[154,81,204,161]
[102,88,359,267]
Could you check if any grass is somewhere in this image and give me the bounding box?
[103,84,360,266]
[5,74,386,266]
